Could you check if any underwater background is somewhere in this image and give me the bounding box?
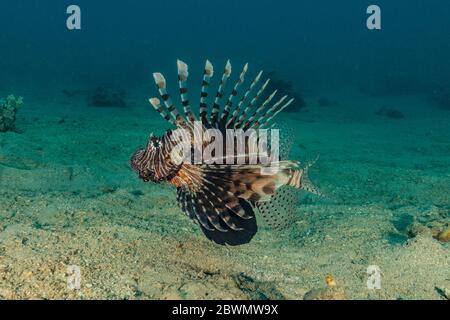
[0,0,449,299]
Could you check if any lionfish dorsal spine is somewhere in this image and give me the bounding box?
[261,98,294,128]
[177,59,197,124]
[152,72,188,128]
[226,70,263,129]
[234,78,270,129]
[243,89,277,130]
[150,59,293,132]
[210,60,232,127]
[218,63,249,128]
[199,60,214,125]
[149,97,177,126]
[249,95,288,129]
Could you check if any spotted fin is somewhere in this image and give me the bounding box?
[255,185,299,229]
[174,160,303,245]
[254,126,318,229]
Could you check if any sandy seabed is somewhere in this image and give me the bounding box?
[0,86,449,300]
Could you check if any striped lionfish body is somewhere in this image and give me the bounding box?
[131,60,319,245]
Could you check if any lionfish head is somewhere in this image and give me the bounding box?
[130,134,175,183]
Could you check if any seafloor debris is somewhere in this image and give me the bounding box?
[264,71,306,112]
[375,106,405,119]
[88,86,127,108]
[435,228,450,243]
[406,207,449,243]
[303,286,347,300]
[325,274,337,287]
[304,275,346,300]
[0,95,23,132]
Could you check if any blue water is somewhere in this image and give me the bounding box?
[1,1,450,91]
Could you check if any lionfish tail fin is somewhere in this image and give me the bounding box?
[300,155,322,197]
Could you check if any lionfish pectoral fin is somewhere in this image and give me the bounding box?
[199,197,258,246]
[175,164,260,245]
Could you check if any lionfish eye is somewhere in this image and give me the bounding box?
[150,136,162,148]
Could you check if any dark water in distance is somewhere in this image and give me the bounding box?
[1,0,449,94]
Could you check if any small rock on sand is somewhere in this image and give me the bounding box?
[303,286,347,300]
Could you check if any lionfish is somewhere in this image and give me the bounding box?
[131,60,319,245]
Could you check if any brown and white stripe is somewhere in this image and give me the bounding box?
[226,70,263,129]
[249,95,288,129]
[152,72,188,128]
[261,98,294,128]
[219,63,248,128]
[177,60,196,124]
[199,60,214,125]
[242,89,277,130]
[210,60,232,128]
[234,78,270,129]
